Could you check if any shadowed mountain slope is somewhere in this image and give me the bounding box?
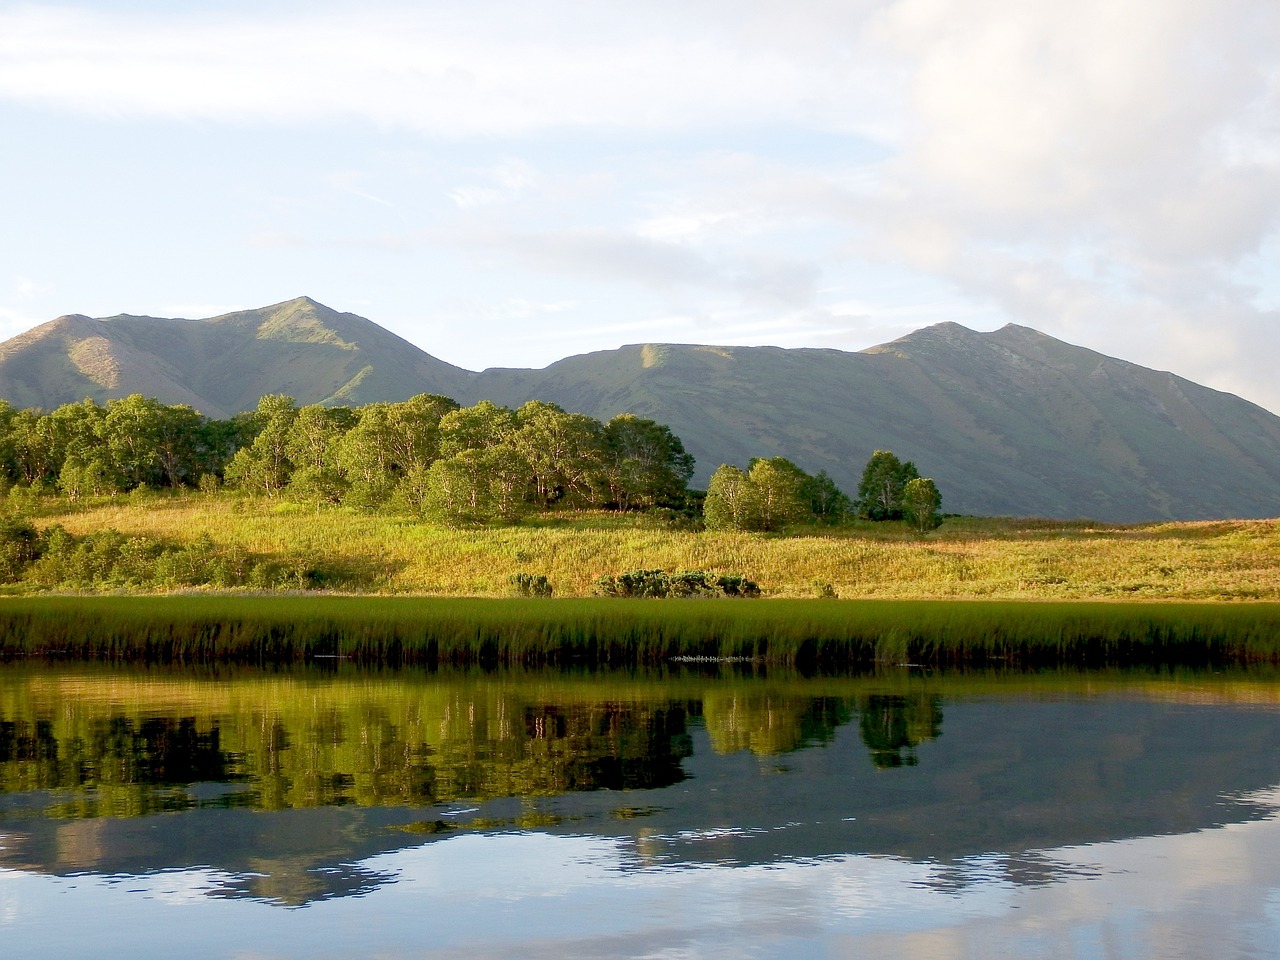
[467,324,1280,521]
[3,299,1279,521]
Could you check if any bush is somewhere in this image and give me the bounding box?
[0,516,42,581]
[509,573,553,597]
[594,568,760,598]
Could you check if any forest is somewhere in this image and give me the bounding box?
[0,393,939,532]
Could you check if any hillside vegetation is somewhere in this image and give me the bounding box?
[5,296,1280,520]
[5,489,1279,600]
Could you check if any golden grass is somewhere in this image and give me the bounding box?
[24,491,1280,600]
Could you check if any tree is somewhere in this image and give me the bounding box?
[438,401,517,457]
[283,405,354,507]
[512,401,606,507]
[855,450,919,521]
[223,395,298,496]
[901,477,943,534]
[703,464,760,531]
[603,415,695,510]
[801,469,851,524]
[746,457,809,531]
[103,395,172,488]
[704,458,824,532]
[338,394,458,508]
[422,446,530,526]
[8,409,58,485]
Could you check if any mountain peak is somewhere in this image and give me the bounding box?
[3,300,1280,521]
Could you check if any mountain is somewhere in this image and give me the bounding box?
[0,297,472,419]
[3,297,1279,521]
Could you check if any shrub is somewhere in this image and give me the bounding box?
[594,568,760,598]
[0,516,42,581]
[509,573,553,597]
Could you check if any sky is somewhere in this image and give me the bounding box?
[2,0,1279,411]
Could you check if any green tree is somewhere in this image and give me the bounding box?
[223,395,298,496]
[901,477,943,534]
[747,457,809,531]
[603,414,694,510]
[103,394,169,488]
[151,404,209,488]
[338,394,458,508]
[423,446,530,526]
[801,469,851,524]
[512,401,606,508]
[438,401,518,457]
[48,399,110,481]
[8,409,58,485]
[57,454,119,500]
[855,450,920,521]
[0,400,16,483]
[703,464,760,531]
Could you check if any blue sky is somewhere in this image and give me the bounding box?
[3,0,1279,411]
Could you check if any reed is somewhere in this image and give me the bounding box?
[2,595,1278,667]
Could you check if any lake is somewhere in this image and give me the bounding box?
[2,662,1279,958]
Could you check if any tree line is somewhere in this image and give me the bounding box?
[0,394,941,531]
[0,393,694,523]
[705,450,941,534]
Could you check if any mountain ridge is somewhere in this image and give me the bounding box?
[2,296,1278,522]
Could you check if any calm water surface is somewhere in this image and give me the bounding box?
[2,663,1279,959]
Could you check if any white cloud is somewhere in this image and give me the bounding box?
[0,3,882,137]
[448,159,539,209]
[4,0,1280,411]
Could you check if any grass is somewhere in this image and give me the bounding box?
[2,594,1279,666]
[13,489,1280,601]
[3,491,1278,667]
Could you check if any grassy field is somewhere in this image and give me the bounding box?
[13,489,1280,601]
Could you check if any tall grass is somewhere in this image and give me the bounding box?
[2,595,1279,666]
[14,492,1280,600]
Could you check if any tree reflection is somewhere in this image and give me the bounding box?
[858,694,942,768]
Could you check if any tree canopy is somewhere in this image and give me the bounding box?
[0,393,700,526]
[704,457,849,532]
[855,450,920,521]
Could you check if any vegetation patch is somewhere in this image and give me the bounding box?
[594,569,761,598]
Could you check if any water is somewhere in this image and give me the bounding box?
[2,664,1278,958]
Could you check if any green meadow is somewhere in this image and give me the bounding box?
[12,489,1280,601]
[3,490,1279,667]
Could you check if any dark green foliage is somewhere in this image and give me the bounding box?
[0,392,698,525]
[509,573,554,597]
[603,415,696,511]
[855,450,921,521]
[802,470,851,524]
[0,515,41,580]
[595,569,761,598]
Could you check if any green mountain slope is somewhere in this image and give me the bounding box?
[0,297,472,418]
[2,299,1278,521]
[467,324,1280,521]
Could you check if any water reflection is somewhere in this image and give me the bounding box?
[1,664,1279,913]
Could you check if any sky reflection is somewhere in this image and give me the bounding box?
[4,793,1279,960]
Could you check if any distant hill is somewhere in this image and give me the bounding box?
[0,297,473,419]
[3,296,1280,521]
